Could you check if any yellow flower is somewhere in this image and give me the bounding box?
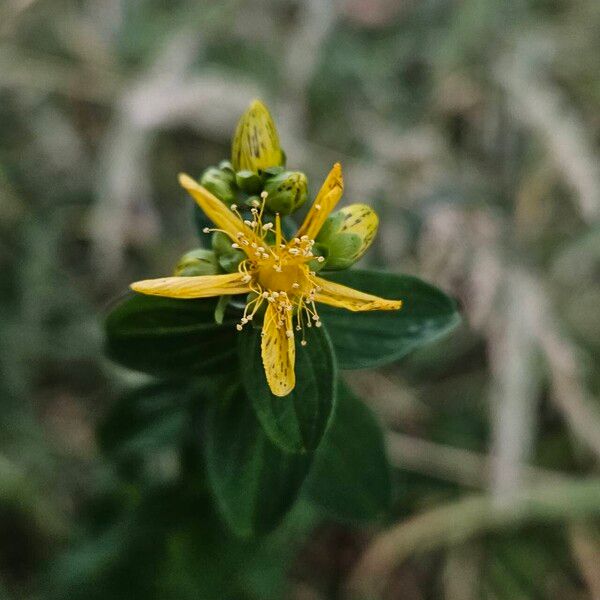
[130,164,402,397]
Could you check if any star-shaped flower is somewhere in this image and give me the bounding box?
[130,163,402,397]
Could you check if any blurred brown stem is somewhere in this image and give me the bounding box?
[347,478,600,599]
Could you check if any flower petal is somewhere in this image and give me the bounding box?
[313,276,402,312]
[131,272,252,299]
[261,303,295,397]
[178,173,262,249]
[295,163,344,241]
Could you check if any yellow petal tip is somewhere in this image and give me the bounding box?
[178,172,197,190]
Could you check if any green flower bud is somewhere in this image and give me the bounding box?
[315,203,379,270]
[218,159,235,175]
[235,170,263,194]
[200,167,236,204]
[174,248,220,276]
[263,171,308,215]
[212,231,244,273]
[232,99,284,172]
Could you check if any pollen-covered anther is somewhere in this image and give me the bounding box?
[286,330,293,339]
[314,204,322,211]
[230,204,237,210]
[241,274,251,283]
[263,222,273,230]
[292,282,300,289]
[317,256,325,263]
[236,324,243,331]
[301,340,308,346]
[231,242,240,249]
[202,227,210,233]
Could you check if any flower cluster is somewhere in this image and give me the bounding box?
[130,100,402,396]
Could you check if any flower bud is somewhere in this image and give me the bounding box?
[200,167,236,204]
[231,99,284,173]
[212,231,245,273]
[315,204,379,270]
[235,170,263,195]
[174,248,220,276]
[263,171,308,215]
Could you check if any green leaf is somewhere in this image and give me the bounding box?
[319,269,460,369]
[98,382,189,460]
[304,382,391,522]
[203,384,312,537]
[105,293,239,377]
[238,324,337,454]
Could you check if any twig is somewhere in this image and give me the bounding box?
[386,431,567,489]
[347,478,600,599]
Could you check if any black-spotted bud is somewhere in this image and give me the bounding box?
[174,248,220,276]
[231,100,284,173]
[315,204,379,270]
[211,231,245,273]
[263,171,308,215]
[200,167,236,204]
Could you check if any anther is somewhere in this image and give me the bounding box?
[232,242,240,249]
[301,340,307,346]
[230,204,237,210]
[202,227,210,233]
[236,324,243,331]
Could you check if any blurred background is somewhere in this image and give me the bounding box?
[1,0,600,598]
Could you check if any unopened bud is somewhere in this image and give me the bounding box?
[200,167,236,204]
[174,248,220,276]
[315,203,379,270]
[235,170,263,194]
[231,99,284,173]
[212,231,245,273]
[263,171,308,215]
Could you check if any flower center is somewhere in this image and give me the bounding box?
[202,191,325,344]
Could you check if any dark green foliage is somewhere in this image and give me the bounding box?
[239,324,337,454]
[204,383,312,537]
[320,269,461,369]
[105,293,238,377]
[304,382,392,522]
